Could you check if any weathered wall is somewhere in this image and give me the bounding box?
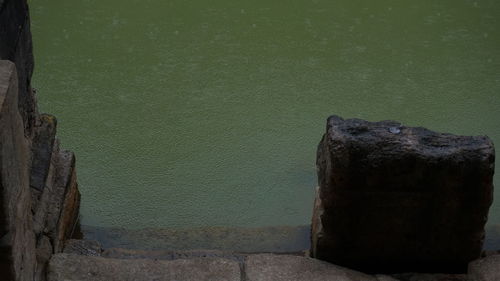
[0,1,81,280]
[0,60,36,281]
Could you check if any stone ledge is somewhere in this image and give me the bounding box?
[48,253,241,281]
[467,254,500,281]
[245,254,377,281]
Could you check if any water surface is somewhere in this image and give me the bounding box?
[29,0,500,235]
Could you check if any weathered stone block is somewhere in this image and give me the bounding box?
[467,254,500,281]
[32,140,59,235]
[312,115,495,273]
[245,254,376,281]
[102,247,245,263]
[392,273,467,281]
[43,148,80,253]
[0,60,36,281]
[30,114,57,191]
[35,235,52,281]
[48,253,241,281]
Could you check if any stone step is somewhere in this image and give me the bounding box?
[48,253,241,281]
[63,239,301,263]
[48,252,392,281]
[58,240,497,281]
[101,248,247,263]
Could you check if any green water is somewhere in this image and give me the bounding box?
[29,0,499,230]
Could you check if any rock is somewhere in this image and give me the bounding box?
[63,239,102,256]
[375,275,400,281]
[30,114,57,191]
[481,250,500,257]
[44,148,80,253]
[0,60,36,280]
[53,151,80,253]
[30,138,81,254]
[47,253,241,281]
[245,254,376,281]
[312,115,495,273]
[0,0,37,136]
[392,273,467,281]
[32,139,59,235]
[35,235,53,281]
[1,1,81,280]
[467,254,500,281]
[102,248,245,263]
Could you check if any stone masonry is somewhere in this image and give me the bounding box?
[0,1,81,280]
[312,115,495,273]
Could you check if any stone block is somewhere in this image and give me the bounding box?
[467,254,500,281]
[245,254,376,281]
[30,114,57,191]
[32,140,59,235]
[35,235,52,281]
[312,116,495,273]
[63,239,102,256]
[102,247,245,263]
[48,253,241,281]
[43,148,80,253]
[392,273,467,281]
[0,60,36,281]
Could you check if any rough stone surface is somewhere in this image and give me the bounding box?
[102,247,246,263]
[245,254,377,281]
[467,254,500,281]
[48,253,241,281]
[312,115,495,273]
[392,273,467,281]
[0,0,37,136]
[1,1,81,280]
[30,114,57,191]
[32,140,59,235]
[0,60,36,281]
[63,239,102,256]
[54,155,80,252]
[43,148,80,253]
[35,235,52,281]
[375,275,400,281]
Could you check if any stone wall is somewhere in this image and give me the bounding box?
[0,1,81,280]
[0,60,36,281]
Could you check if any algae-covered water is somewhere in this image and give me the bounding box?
[29,0,499,235]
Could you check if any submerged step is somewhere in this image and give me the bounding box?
[245,254,379,281]
[102,248,246,263]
